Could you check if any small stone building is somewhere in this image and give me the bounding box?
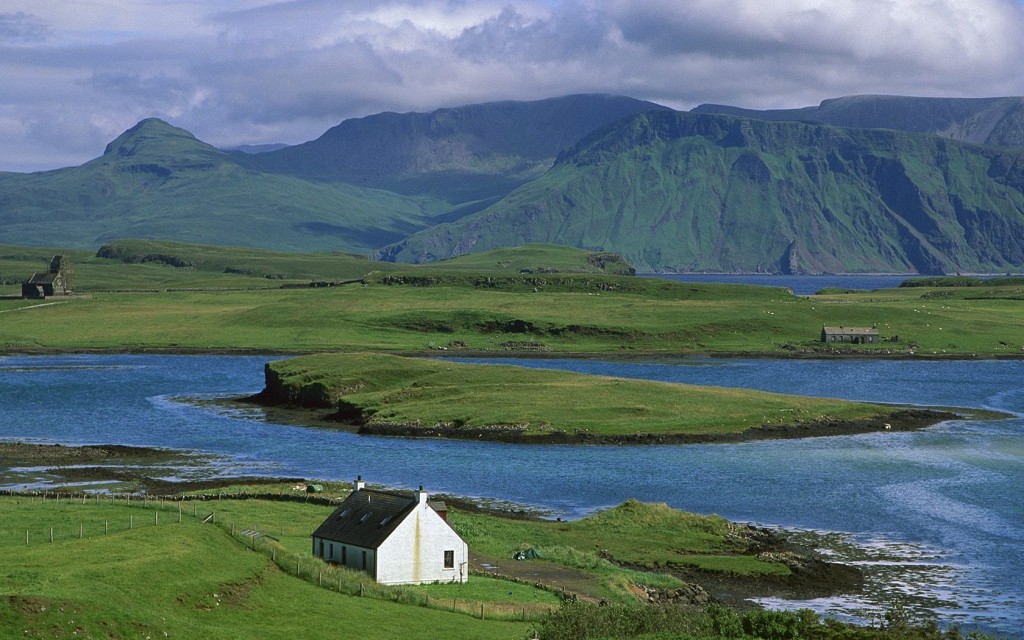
[22,255,72,299]
[311,478,468,585]
[821,325,879,344]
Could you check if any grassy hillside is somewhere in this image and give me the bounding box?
[380,110,1024,274]
[0,119,449,253]
[0,495,530,639]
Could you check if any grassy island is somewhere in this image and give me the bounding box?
[251,352,951,443]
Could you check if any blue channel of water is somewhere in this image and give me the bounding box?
[0,354,1021,636]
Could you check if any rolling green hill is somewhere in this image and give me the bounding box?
[379,110,1024,274]
[0,119,449,253]
[693,94,1024,148]
[235,94,669,203]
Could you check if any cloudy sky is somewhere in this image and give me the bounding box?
[2,0,1023,172]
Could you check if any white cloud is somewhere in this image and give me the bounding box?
[1,0,1023,172]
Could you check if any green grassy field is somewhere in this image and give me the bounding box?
[4,492,987,639]
[259,353,890,440]
[4,249,1023,356]
[0,241,630,295]
[0,490,801,634]
[0,495,532,639]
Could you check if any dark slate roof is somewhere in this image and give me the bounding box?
[26,272,57,285]
[312,489,418,549]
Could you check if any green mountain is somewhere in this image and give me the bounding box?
[693,95,1024,148]
[235,94,669,204]
[378,110,1024,274]
[0,119,447,252]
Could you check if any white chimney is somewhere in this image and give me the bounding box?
[416,485,428,506]
[354,476,365,491]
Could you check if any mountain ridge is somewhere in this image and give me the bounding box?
[378,109,1024,274]
[0,117,446,252]
[692,95,1024,148]
[4,94,1024,275]
[234,94,670,203]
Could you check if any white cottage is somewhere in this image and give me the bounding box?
[311,477,469,585]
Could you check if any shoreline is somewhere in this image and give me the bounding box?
[357,408,958,444]
[238,393,962,445]
[0,446,866,607]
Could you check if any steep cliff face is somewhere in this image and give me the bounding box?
[252,363,334,408]
[380,111,1024,274]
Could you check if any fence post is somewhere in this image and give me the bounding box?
[360,582,364,597]
[79,524,83,539]
[50,527,53,543]
[105,520,108,535]
[130,515,133,530]
[481,603,485,620]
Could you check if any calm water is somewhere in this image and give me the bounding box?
[1,354,1022,637]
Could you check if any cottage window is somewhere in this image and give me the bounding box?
[444,550,455,569]
[342,546,347,564]
[319,540,324,557]
[329,543,334,559]
[362,550,367,569]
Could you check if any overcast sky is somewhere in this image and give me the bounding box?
[3,0,1023,172]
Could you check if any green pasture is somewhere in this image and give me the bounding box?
[0,241,625,295]
[0,494,538,639]
[3,245,1023,355]
[452,500,788,577]
[0,492,787,636]
[262,352,894,439]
